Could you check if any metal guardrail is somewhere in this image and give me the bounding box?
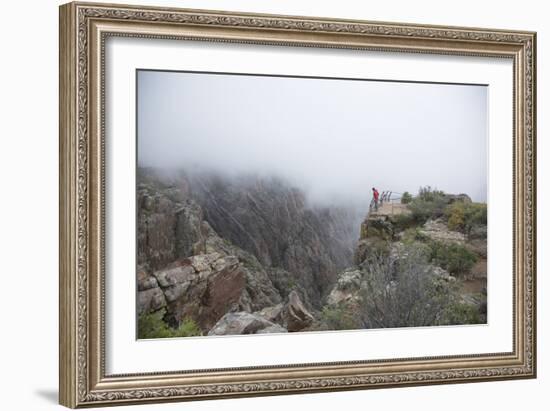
[368,190,412,214]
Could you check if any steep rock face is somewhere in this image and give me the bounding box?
[136,168,367,334]
[137,171,205,271]
[187,173,360,307]
[137,190,179,271]
[200,222,283,312]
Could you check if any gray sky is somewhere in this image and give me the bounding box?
[137,70,487,205]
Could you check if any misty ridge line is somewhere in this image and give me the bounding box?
[137,165,370,211]
[137,165,485,221]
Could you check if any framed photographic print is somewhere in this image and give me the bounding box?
[59,1,537,408]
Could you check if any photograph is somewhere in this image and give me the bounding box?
[56,2,536,407]
[135,70,489,339]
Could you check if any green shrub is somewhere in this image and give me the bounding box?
[138,309,202,339]
[407,186,448,224]
[441,303,482,325]
[369,237,391,257]
[446,202,466,231]
[400,227,428,244]
[444,202,487,237]
[464,203,487,236]
[401,192,413,204]
[366,219,393,240]
[321,306,360,330]
[356,237,391,266]
[392,212,416,232]
[429,241,478,276]
[418,186,446,202]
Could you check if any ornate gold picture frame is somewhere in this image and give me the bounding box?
[59,1,536,408]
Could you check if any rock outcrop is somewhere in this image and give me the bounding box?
[158,253,246,332]
[323,191,486,330]
[136,171,286,334]
[419,218,466,244]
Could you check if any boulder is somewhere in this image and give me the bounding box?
[283,291,314,332]
[255,303,284,323]
[162,282,191,303]
[208,312,287,336]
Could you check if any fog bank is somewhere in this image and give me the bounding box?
[137,70,487,206]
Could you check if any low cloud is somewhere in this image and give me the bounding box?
[138,70,487,206]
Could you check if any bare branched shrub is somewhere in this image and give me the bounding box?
[359,244,459,328]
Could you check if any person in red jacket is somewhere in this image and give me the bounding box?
[372,187,380,211]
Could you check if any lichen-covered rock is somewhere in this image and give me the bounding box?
[432,266,456,282]
[137,269,159,291]
[420,218,466,244]
[208,312,287,336]
[137,287,166,315]
[326,269,363,306]
[153,264,195,288]
[188,252,223,273]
